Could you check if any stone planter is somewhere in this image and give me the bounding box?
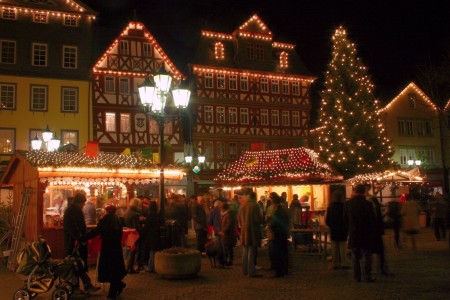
[154,247,201,279]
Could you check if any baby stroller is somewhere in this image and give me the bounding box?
[13,237,83,300]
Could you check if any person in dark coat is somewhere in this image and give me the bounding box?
[267,195,289,278]
[218,202,237,266]
[343,184,376,282]
[142,200,161,272]
[370,196,390,276]
[124,198,143,273]
[192,195,208,253]
[325,190,349,269]
[81,205,126,299]
[289,194,302,229]
[63,193,99,294]
[387,197,402,248]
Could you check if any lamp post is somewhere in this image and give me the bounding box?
[407,159,422,168]
[184,145,206,195]
[31,125,60,152]
[138,68,191,228]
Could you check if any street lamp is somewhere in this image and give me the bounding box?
[407,159,422,167]
[138,68,191,227]
[31,126,60,152]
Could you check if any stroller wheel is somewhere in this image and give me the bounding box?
[60,282,74,296]
[51,287,69,300]
[12,288,32,300]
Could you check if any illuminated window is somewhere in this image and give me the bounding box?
[119,78,129,94]
[280,52,288,68]
[215,42,224,60]
[271,110,279,126]
[292,111,300,127]
[228,107,237,124]
[32,43,47,66]
[63,46,77,69]
[217,74,225,89]
[292,82,300,95]
[417,148,435,165]
[120,113,131,133]
[105,112,116,132]
[33,12,48,23]
[205,73,213,88]
[119,41,129,55]
[217,107,225,123]
[399,148,415,165]
[261,78,269,93]
[240,108,249,124]
[0,128,14,154]
[105,77,115,93]
[204,106,213,123]
[2,8,16,20]
[229,75,237,90]
[261,109,269,125]
[143,43,152,57]
[61,130,78,146]
[0,83,16,109]
[1,40,16,64]
[61,87,78,112]
[271,80,279,94]
[63,15,78,27]
[30,85,48,111]
[240,76,248,91]
[282,110,290,126]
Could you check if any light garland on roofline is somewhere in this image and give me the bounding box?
[0,1,95,20]
[379,82,438,113]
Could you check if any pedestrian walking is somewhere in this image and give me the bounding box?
[142,200,161,273]
[370,196,390,275]
[387,196,402,248]
[430,192,448,241]
[267,195,289,278]
[401,194,421,249]
[192,195,207,254]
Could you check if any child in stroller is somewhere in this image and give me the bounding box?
[13,236,84,300]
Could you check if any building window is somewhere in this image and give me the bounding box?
[63,46,77,69]
[119,40,129,55]
[2,8,17,20]
[33,12,48,23]
[217,74,225,89]
[280,51,288,68]
[240,142,250,155]
[215,42,224,60]
[30,85,48,111]
[229,107,237,124]
[406,120,414,135]
[261,109,269,125]
[417,120,432,136]
[229,75,237,90]
[119,78,129,94]
[282,110,290,126]
[398,120,414,136]
[1,40,16,64]
[120,113,131,133]
[204,106,213,123]
[61,130,78,146]
[261,78,269,93]
[32,43,47,66]
[63,15,78,27]
[240,76,248,91]
[0,128,14,154]
[399,148,416,165]
[256,45,264,61]
[292,82,300,95]
[217,142,226,159]
[240,108,249,125]
[246,44,264,61]
[282,80,289,95]
[271,110,279,126]
[229,142,237,160]
[271,80,279,94]
[105,112,116,132]
[417,148,435,165]
[149,119,158,134]
[292,111,300,127]
[217,107,225,123]
[0,83,16,109]
[205,73,213,88]
[61,87,78,112]
[143,43,152,57]
[105,77,115,93]
[408,93,416,109]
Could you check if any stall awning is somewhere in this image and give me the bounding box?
[347,167,426,185]
[215,147,343,187]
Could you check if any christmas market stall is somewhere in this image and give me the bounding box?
[215,147,343,216]
[0,150,184,258]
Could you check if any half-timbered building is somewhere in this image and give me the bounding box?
[189,14,316,188]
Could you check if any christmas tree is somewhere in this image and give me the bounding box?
[317,26,393,179]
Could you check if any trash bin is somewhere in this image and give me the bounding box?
[165,219,180,248]
[419,212,427,228]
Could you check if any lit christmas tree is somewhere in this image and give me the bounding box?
[317,26,393,179]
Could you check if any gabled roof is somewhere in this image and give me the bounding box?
[443,99,450,112]
[233,14,273,38]
[215,147,342,187]
[1,0,96,17]
[92,21,184,79]
[380,82,437,112]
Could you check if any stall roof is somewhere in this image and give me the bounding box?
[347,167,426,185]
[1,151,185,186]
[215,147,343,187]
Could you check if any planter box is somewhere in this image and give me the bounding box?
[155,248,201,279]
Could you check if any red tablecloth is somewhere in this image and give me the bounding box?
[89,228,139,255]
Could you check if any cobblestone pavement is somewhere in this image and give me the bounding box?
[2,227,449,300]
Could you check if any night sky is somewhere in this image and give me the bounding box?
[82,0,450,104]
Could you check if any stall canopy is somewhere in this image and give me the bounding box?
[215,147,343,187]
[347,167,426,187]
